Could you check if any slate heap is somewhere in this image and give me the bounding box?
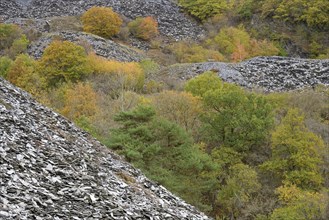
[27,31,144,62]
[0,0,204,40]
[162,56,329,91]
[0,78,211,220]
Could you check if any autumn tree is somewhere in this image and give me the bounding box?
[6,54,45,98]
[128,17,159,41]
[168,42,225,63]
[0,56,13,78]
[0,24,22,50]
[88,53,144,98]
[60,82,99,121]
[261,108,325,190]
[270,183,328,219]
[150,90,203,136]
[184,71,223,97]
[178,0,229,20]
[217,163,261,219]
[38,40,91,86]
[5,35,29,59]
[81,7,123,38]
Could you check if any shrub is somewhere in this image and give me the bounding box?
[168,41,225,63]
[206,26,279,62]
[0,23,22,50]
[81,7,123,38]
[60,82,99,120]
[38,40,91,86]
[0,56,13,78]
[178,0,229,20]
[5,35,29,59]
[6,54,45,98]
[88,53,145,95]
[128,17,159,41]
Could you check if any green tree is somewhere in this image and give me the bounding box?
[261,108,324,190]
[178,0,229,20]
[270,183,328,220]
[185,71,223,97]
[38,40,91,86]
[6,35,29,59]
[108,105,216,210]
[81,7,123,38]
[0,56,13,78]
[217,163,261,219]
[0,23,22,50]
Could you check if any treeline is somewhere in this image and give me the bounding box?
[178,0,329,59]
[1,33,329,220]
[1,7,329,219]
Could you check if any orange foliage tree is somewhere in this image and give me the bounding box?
[60,82,99,121]
[128,17,159,41]
[81,7,123,38]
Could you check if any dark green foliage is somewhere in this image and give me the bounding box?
[107,105,216,210]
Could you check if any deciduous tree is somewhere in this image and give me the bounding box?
[81,7,123,38]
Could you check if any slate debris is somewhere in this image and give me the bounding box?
[27,31,144,62]
[0,77,211,220]
[1,0,205,41]
[162,57,329,91]
[234,56,329,91]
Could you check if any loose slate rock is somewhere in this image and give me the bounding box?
[161,56,329,91]
[0,77,211,220]
[1,0,205,40]
[27,31,144,62]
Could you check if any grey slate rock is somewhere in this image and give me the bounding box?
[0,78,211,220]
[27,31,144,62]
[162,57,329,91]
[1,0,205,40]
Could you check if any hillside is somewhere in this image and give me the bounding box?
[0,77,210,219]
[0,0,204,40]
[1,0,329,219]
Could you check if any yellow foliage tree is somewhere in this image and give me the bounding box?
[81,7,123,38]
[38,40,91,86]
[151,90,203,135]
[6,54,46,99]
[88,53,145,93]
[60,82,99,121]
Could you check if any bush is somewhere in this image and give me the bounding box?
[38,40,91,86]
[128,17,159,41]
[81,7,123,38]
[206,26,279,62]
[168,41,225,63]
[6,54,45,98]
[0,24,22,50]
[0,56,13,78]
[88,53,145,95]
[5,35,29,59]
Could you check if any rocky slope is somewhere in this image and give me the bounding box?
[159,57,329,91]
[0,78,211,220]
[28,31,144,62]
[1,0,204,40]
